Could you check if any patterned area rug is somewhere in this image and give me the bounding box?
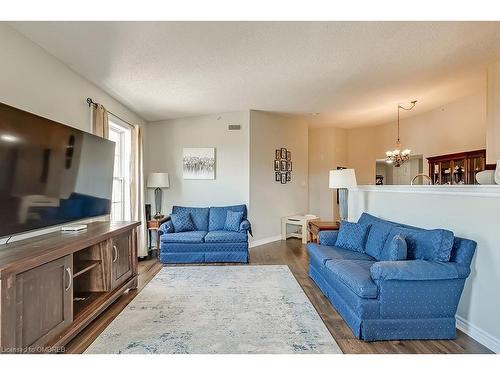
[85,265,342,354]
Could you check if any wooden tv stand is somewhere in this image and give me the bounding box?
[0,221,140,353]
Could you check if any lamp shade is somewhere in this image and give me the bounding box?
[147,172,170,188]
[329,169,357,189]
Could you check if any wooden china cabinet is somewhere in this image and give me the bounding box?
[427,149,486,185]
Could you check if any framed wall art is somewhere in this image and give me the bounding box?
[274,148,292,184]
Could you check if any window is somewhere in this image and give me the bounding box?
[108,116,132,222]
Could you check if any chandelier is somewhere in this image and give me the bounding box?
[386,100,417,167]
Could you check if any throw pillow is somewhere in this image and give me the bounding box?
[170,212,195,233]
[380,234,407,261]
[335,221,372,253]
[223,211,244,232]
[394,227,454,262]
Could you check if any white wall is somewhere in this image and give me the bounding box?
[350,186,500,353]
[144,111,250,214]
[249,110,309,242]
[0,23,144,132]
[0,23,145,244]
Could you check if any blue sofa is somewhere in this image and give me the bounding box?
[307,213,476,341]
[158,205,251,264]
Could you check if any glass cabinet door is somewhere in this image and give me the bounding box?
[440,161,451,185]
[452,158,466,184]
[431,162,440,184]
[468,155,485,184]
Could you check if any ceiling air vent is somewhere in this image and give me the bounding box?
[228,124,241,131]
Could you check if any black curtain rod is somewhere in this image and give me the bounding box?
[86,97,135,128]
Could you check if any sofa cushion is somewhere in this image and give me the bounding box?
[172,206,210,231]
[386,227,454,262]
[209,205,247,231]
[370,260,462,281]
[380,234,407,261]
[307,243,375,266]
[161,231,207,244]
[324,259,378,299]
[223,211,244,232]
[335,221,372,253]
[358,213,395,259]
[170,212,195,233]
[359,212,454,262]
[204,230,248,243]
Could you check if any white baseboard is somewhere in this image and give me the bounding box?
[249,235,282,248]
[456,315,500,353]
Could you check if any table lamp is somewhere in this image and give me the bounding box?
[329,169,357,221]
[147,172,170,219]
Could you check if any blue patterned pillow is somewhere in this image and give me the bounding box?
[335,221,372,253]
[170,212,195,233]
[223,211,244,232]
[393,227,454,261]
[380,234,407,261]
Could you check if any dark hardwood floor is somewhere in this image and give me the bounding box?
[65,238,492,354]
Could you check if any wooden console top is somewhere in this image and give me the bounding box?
[0,221,139,277]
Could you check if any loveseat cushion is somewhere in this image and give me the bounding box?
[335,221,371,253]
[307,243,375,266]
[170,212,195,233]
[172,206,210,231]
[223,211,244,232]
[386,227,454,262]
[204,230,248,243]
[209,205,247,231]
[324,259,378,299]
[161,231,207,244]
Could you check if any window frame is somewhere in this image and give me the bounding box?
[108,115,132,222]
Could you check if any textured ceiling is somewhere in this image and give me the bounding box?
[9,21,500,127]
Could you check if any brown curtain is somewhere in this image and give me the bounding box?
[131,125,148,257]
[92,104,109,138]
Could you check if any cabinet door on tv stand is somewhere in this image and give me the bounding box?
[15,255,73,351]
[110,232,134,290]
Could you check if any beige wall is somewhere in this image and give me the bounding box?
[249,111,309,242]
[145,111,250,214]
[308,127,348,221]
[487,62,500,164]
[347,91,487,184]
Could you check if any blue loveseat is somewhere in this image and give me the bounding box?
[307,213,476,341]
[158,205,251,264]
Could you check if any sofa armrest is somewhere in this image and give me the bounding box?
[240,219,253,236]
[158,220,174,236]
[370,260,470,282]
[318,230,339,246]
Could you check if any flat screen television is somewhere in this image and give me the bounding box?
[0,102,115,238]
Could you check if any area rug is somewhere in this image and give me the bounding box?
[85,265,342,354]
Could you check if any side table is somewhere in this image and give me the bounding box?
[308,220,340,243]
[281,214,319,244]
[147,217,168,258]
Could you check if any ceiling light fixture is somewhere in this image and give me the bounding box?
[385,100,417,167]
[0,134,20,143]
